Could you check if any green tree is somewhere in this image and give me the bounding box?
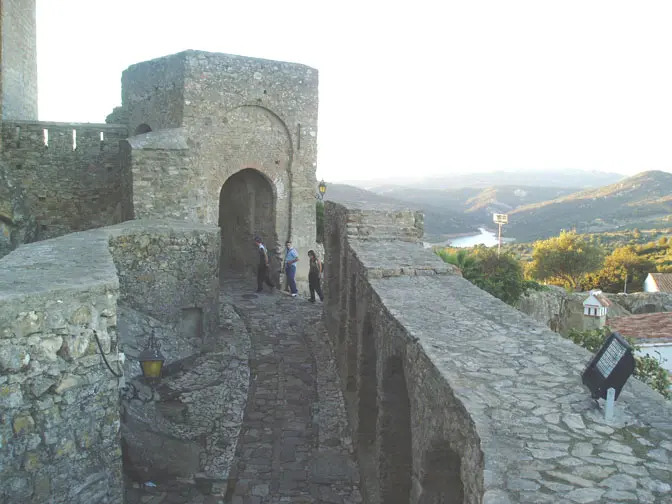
[581,246,656,293]
[436,248,478,274]
[471,248,525,305]
[527,231,603,289]
[436,247,526,306]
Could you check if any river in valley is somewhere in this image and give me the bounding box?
[424,227,514,249]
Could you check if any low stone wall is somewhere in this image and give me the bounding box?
[324,201,672,504]
[0,218,225,504]
[0,229,122,503]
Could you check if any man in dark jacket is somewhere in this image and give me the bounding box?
[254,236,275,293]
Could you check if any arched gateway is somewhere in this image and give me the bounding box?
[219,168,277,281]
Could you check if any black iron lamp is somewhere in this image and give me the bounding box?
[137,330,166,381]
[94,329,166,403]
[317,179,327,200]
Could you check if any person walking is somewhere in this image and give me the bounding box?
[307,250,324,303]
[254,236,275,293]
[284,240,299,297]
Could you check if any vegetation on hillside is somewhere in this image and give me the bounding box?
[435,243,671,399]
[505,170,672,242]
[438,228,672,294]
[436,247,546,306]
[565,327,670,399]
[525,231,604,289]
[328,171,672,243]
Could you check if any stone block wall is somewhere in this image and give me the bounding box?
[119,50,318,287]
[1,0,38,120]
[324,201,672,504]
[0,232,123,504]
[0,121,131,250]
[121,52,186,133]
[0,219,224,503]
[107,219,221,365]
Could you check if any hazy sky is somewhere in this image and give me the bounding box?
[37,1,672,182]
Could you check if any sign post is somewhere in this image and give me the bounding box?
[492,213,508,256]
[581,331,635,423]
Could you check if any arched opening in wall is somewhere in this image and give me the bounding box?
[338,255,349,344]
[417,441,464,504]
[219,168,276,281]
[346,274,358,393]
[327,228,341,309]
[357,313,379,503]
[379,355,412,504]
[134,124,152,135]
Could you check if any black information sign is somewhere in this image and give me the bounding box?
[581,332,635,400]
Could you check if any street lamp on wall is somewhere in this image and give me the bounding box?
[136,330,166,381]
[94,328,166,403]
[317,179,327,200]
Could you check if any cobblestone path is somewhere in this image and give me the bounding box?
[125,279,361,504]
[222,278,361,504]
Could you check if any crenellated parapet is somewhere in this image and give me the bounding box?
[323,200,672,504]
[0,120,131,253]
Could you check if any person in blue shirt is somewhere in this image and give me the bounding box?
[284,240,299,297]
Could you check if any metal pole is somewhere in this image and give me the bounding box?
[498,223,502,256]
[623,270,628,294]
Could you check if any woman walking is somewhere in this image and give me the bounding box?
[307,250,324,303]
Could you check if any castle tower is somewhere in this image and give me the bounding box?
[117,50,319,290]
[0,0,39,120]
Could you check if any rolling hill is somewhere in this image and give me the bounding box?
[346,169,624,191]
[325,170,672,244]
[506,171,672,241]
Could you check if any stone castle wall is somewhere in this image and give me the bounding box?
[323,200,672,504]
[1,0,38,120]
[119,51,318,285]
[0,230,123,503]
[0,120,131,253]
[0,219,223,503]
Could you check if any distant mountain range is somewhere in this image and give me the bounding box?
[343,169,625,191]
[326,170,672,243]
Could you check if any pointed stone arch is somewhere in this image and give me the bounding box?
[218,167,277,280]
[379,355,412,504]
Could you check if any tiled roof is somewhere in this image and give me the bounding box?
[607,312,672,343]
[584,291,611,307]
[650,273,672,292]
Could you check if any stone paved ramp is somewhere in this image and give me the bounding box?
[222,278,361,504]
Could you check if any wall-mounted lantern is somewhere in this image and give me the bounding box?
[317,179,327,200]
[94,329,166,403]
[136,330,166,381]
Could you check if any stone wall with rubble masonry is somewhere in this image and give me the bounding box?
[0,120,131,258]
[1,0,38,121]
[323,200,672,504]
[118,51,318,287]
[0,219,238,503]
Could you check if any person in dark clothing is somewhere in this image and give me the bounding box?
[307,249,324,303]
[254,236,275,293]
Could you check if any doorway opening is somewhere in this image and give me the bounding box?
[218,168,276,281]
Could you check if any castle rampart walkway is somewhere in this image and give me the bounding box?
[127,277,361,504]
